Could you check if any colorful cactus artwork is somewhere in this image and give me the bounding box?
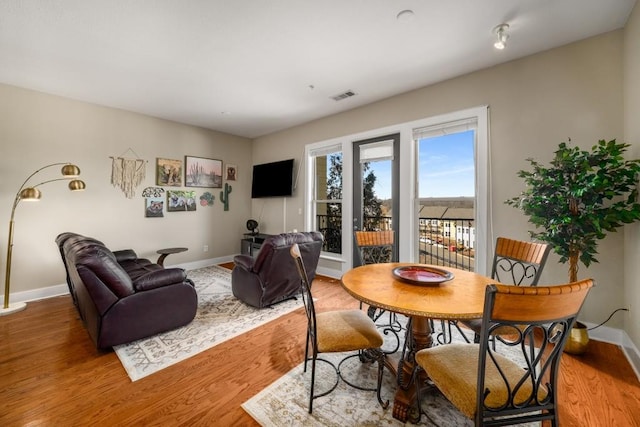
[220,182,232,211]
[199,191,215,207]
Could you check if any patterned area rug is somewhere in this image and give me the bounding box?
[114,265,303,381]
[242,321,539,427]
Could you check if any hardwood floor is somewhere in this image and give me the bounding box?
[1,264,639,426]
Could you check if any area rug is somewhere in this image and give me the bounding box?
[242,322,539,427]
[114,265,303,381]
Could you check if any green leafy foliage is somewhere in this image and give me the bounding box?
[506,139,640,281]
[362,162,383,229]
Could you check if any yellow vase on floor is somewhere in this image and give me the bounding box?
[564,321,589,355]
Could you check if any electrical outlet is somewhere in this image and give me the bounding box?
[203,245,209,252]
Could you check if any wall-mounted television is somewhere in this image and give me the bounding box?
[251,159,295,198]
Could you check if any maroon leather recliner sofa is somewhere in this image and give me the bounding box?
[56,232,198,349]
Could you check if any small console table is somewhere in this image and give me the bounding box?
[240,233,272,257]
[156,247,188,266]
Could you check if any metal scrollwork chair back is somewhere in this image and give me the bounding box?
[451,237,551,346]
[354,230,403,353]
[491,237,551,286]
[290,243,388,413]
[354,230,396,266]
[415,279,594,426]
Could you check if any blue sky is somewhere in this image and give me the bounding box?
[368,130,475,199]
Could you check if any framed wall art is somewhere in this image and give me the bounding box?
[167,190,197,212]
[156,158,183,186]
[225,164,237,181]
[199,191,215,207]
[145,197,164,218]
[185,156,223,188]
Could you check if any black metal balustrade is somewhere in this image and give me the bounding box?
[317,214,343,253]
[418,217,475,272]
[316,215,475,271]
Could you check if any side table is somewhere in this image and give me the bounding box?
[240,233,272,257]
[156,247,188,266]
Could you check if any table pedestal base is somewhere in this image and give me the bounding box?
[391,316,433,423]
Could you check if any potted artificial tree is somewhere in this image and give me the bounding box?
[506,139,640,353]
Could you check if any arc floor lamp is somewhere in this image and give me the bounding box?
[1,163,85,316]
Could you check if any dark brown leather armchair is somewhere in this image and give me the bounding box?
[232,232,323,308]
[56,232,198,349]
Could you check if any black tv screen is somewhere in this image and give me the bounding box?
[251,159,294,198]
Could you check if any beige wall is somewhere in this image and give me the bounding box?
[624,3,640,353]
[1,25,636,351]
[254,31,628,331]
[0,84,252,300]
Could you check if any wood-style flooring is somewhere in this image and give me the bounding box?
[1,264,639,426]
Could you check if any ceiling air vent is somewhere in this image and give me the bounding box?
[331,90,357,101]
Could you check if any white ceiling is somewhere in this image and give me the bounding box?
[0,0,636,138]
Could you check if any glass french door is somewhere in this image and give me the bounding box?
[352,133,400,265]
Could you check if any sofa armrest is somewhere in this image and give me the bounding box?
[114,249,138,263]
[233,254,255,271]
[133,268,187,292]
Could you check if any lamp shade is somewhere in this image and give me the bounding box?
[19,187,41,200]
[61,164,81,177]
[68,179,86,191]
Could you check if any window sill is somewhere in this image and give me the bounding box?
[320,253,345,263]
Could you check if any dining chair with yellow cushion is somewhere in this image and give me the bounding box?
[453,237,551,346]
[353,230,403,353]
[354,230,396,266]
[290,243,388,414]
[415,279,594,426]
[489,236,551,286]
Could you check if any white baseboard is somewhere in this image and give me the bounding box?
[583,321,625,345]
[0,283,70,305]
[172,255,235,271]
[621,334,640,381]
[544,320,640,382]
[316,265,342,279]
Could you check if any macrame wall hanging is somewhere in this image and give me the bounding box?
[110,148,147,199]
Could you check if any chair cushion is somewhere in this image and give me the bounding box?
[316,310,383,353]
[415,343,547,419]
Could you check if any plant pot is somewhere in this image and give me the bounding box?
[563,321,589,355]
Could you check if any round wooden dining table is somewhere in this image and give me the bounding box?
[341,262,495,422]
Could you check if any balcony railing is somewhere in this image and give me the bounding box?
[316,214,475,271]
[418,217,475,272]
[316,214,343,253]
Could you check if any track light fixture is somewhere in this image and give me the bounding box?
[493,24,509,50]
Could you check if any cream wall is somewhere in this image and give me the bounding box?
[0,84,252,301]
[624,3,640,357]
[253,31,628,332]
[1,25,636,353]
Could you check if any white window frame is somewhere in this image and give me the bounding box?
[304,105,490,276]
[305,140,347,262]
[410,107,490,274]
